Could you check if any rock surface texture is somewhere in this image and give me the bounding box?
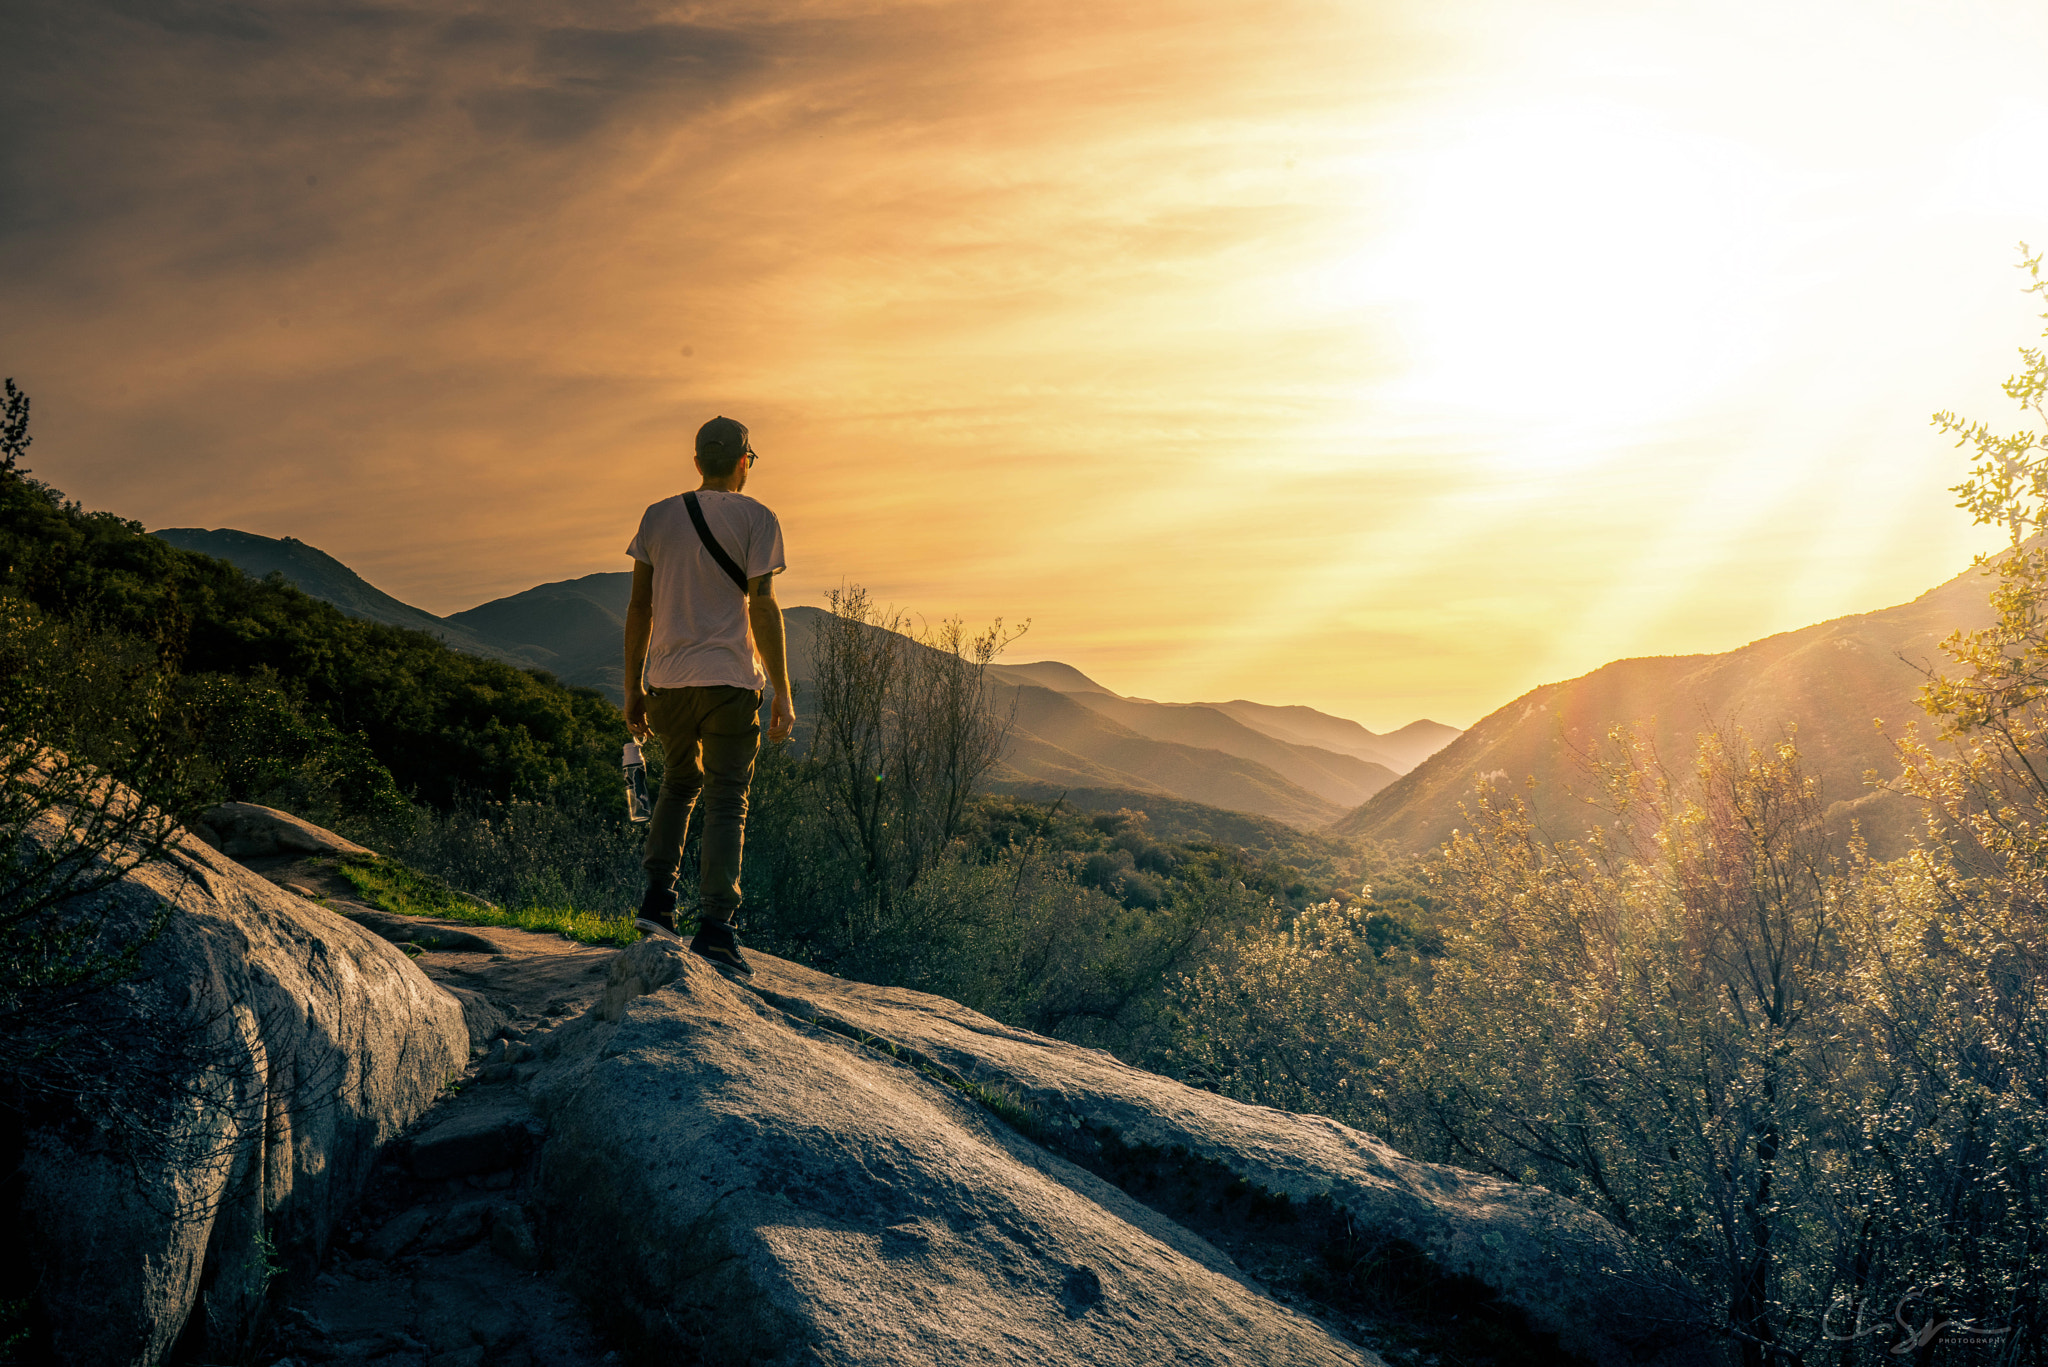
[735,952,1680,1367]
[531,940,1691,1367]
[191,798,375,859]
[539,940,1377,1366]
[262,914,623,1367]
[17,790,1693,1367]
[11,815,468,1366]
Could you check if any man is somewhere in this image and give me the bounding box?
[623,415,796,973]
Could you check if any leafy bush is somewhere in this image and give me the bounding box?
[1166,897,1403,1121]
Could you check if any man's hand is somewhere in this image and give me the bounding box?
[623,560,654,740]
[748,571,795,744]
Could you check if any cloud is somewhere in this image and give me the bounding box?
[2,0,2031,728]
[456,22,769,142]
[109,0,279,42]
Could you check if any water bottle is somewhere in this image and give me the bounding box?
[622,741,652,823]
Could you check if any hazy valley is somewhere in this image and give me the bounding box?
[152,527,1461,831]
[154,524,1997,861]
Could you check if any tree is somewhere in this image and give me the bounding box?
[1937,246,2048,549]
[1910,245,2048,880]
[806,584,1020,926]
[806,586,899,922]
[1385,729,1849,1366]
[0,379,28,478]
[888,612,1018,884]
[1860,244,2048,1359]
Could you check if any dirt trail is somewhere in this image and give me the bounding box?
[251,857,627,1367]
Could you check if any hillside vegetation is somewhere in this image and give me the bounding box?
[4,478,628,818]
[150,526,549,667]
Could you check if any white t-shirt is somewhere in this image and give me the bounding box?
[626,490,787,690]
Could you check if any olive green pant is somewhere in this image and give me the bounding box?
[641,684,761,925]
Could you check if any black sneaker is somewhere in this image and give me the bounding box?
[689,917,751,975]
[636,884,680,938]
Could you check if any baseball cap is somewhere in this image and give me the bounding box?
[696,415,755,464]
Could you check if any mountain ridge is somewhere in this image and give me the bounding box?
[1205,700,1460,772]
[151,527,551,668]
[148,528,1443,830]
[446,571,632,698]
[1334,557,1998,860]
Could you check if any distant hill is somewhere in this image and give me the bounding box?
[787,607,1358,828]
[798,609,1406,817]
[985,684,1348,828]
[158,529,1452,833]
[448,571,632,698]
[1057,692,1398,810]
[28,517,630,813]
[1334,557,2000,860]
[151,528,548,668]
[1206,700,1459,773]
[990,660,1117,694]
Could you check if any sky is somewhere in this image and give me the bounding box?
[5,0,2046,731]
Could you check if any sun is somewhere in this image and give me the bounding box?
[1337,98,1785,435]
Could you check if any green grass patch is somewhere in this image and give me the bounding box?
[333,853,641,947]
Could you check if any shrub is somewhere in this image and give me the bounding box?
[0,594,196,1115]
[1166,897,1400,1119]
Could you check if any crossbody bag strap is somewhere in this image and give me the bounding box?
[683,491,749,594]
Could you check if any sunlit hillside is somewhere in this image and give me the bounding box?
[1336,552,2001,859]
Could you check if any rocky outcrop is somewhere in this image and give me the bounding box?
[738,952,1680,1367]
[255,920,624,1366]
[10,812,468,1365]
[532,941,1695,1367]
[537,940,1377,1365]
[439,982,512,1048]
[190,799,374,859]
[14,781,1697,1366]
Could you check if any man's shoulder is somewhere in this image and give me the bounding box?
[707,490,778,514]
[635,492,780,553]
[705,492,782,527]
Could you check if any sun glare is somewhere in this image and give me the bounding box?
[1335,99,1782,435]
